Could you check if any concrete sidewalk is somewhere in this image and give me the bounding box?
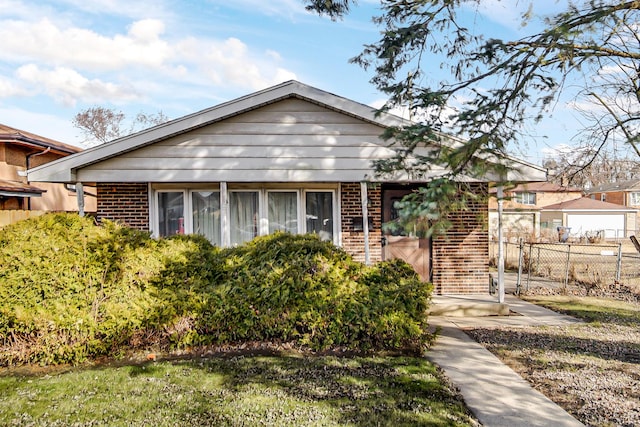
[427,295,585,427]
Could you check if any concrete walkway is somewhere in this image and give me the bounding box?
[427,295,585,427]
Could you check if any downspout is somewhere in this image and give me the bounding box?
[25,147,51,210]
[76,182,85,217]
[360,179,370,265]
[497,185,505,303]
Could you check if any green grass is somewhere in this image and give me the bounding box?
[0,355,475,426]
[522,295,640,325]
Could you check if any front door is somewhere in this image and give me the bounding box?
[382,187,432,281]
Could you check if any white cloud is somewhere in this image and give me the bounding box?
[16,64,140,106]
[0,75,28,97]
[0,12,298,104]
[0,18,171,71]
[175,37,296,91]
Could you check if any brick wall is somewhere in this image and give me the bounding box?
[97,183,149,230]
[340,182,382,263]
[431,183,489,294]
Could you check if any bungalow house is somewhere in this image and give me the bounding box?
[28,81,545,294]
[0,124,96,225]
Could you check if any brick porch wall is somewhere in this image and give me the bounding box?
[96,183,149,230]
[340,182,383,263]
[431,183,489,294]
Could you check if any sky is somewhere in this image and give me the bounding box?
[0,0,582,165]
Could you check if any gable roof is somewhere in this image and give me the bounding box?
[542,197,636,212]
[588,179,640,193]
[28,80,547,184]
[0,123,81,155]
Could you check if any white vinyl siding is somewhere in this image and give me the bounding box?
[75,99,396,183]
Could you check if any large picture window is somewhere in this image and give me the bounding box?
[153,186,337,245]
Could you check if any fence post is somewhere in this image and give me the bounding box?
[516,239,524,295]
[564,244,572,291]
[616,243,622,283]
[527,242,533,293]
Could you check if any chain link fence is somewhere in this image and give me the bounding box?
[490,240,640,294]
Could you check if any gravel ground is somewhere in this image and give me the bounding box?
[465,288,640,427]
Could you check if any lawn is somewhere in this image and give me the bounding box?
[0,355,477,427]
[466,295,640,427]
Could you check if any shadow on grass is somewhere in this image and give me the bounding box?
[0,355,476,427]
[467,327,640,364]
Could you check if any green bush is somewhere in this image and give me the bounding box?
[0,213,433,366]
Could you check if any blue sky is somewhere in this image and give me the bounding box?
[0,0,580,164]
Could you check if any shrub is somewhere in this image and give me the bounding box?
[0,214,434,366]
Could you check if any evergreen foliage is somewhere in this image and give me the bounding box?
[0,213,433,366]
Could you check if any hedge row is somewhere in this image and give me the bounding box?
[0,213,434,366]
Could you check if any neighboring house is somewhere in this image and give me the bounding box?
[0,124,96,224]
[28,81,545,294]
[488,182,583,241]
[587,179,640,231]
[540,197,636,240]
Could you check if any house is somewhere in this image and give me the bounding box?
[27,81,546,294]
[587,179,640,231]
[0,124,96,225]
[540,197,636,240]
[488,182,583,241]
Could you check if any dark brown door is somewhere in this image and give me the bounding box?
[382,187,432,281]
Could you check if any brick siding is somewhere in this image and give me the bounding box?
[431,183,489,294]
[340,182,382,263]
[96,183,149,230]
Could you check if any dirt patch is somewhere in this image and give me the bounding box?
[466,302,640,427]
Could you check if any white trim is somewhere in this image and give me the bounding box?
[221,182,230,247]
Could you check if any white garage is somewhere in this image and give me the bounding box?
[566,213,625,239]
[541,197,636,241]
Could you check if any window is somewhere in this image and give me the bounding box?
[157,191,185,236]
[305,191,334,241]
[153,186,337,245]
[268,191,298,234]
[630,192,640,206]
[230,191,259,246]
[156,189,220,244]
[514,192,536,205]
[191,190,221,246]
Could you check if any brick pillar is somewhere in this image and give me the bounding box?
[431,183,489,294]
[340,182,382,263]
[97,183,149,230]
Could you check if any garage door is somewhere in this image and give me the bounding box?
[566,214,625,239]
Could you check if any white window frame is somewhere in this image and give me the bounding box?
[629,192,640,206]
[515,191,536,205]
